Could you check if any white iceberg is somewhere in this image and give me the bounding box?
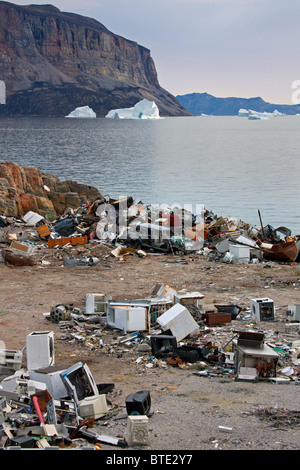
[238,108,285,120]
[248,110,269,120]
[238,108,249,117]
[105,99,162,120]
[66,106,97,118]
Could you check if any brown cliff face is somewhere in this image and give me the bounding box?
[0,2,191,117]
[0,162,102,217]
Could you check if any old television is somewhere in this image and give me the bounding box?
[60,362,98,404]
[125,390,151,416]
[78,394,108,420]
[150,334,178,357]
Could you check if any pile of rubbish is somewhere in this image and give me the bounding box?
[0,340,152,449]
[42,283,300,383]
[0,195,299,267]
[0,281,299,449]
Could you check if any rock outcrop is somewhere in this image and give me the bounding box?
[0,162,102,217]
[0,2,191,117]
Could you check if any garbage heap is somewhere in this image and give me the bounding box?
[42,284,299,385]
[0,332,153,449]
[0,284,300,449]
[0,195,299,266]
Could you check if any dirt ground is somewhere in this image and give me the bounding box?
[0,243,300,451]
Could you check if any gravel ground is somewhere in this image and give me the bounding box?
[0,246,299,452]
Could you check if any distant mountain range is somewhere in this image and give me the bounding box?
[176,92,300,116]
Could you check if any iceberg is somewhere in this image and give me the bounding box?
[238,108,285,120]
[66,106,97,118]
[238,109,249,117]
[105,99,162,120]
[248,110,269,120]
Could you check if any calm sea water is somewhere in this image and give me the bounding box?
[0,115,299,234]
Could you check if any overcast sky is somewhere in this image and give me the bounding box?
[12,0,300,104]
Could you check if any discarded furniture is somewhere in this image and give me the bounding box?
[48,235,88,248]
[234,332,279,380]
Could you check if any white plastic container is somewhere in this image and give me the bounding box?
[125,415,150,446]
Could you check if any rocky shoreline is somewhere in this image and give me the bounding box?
[0,162,102,218]
[0,164,299,451]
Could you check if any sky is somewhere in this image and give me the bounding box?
[11,0,300,104]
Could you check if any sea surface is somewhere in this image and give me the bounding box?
[0,114,299,234]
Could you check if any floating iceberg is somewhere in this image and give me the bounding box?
[105,99,162,120]
[238,108,285,120]
[248,110,270,120]
[238,109,249,117]
[66,106,97,118]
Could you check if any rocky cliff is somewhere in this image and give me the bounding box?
[0,162,102,217]
[0,2,191,117]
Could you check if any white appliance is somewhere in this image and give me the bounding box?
[250,298,275,322]
[107,304,147,333]
[229,244,250,264]
[157,303,199,342]
[26,331,55,371]
[79,394,108,419]
[29,366,68,399]
[287,304,300,321]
